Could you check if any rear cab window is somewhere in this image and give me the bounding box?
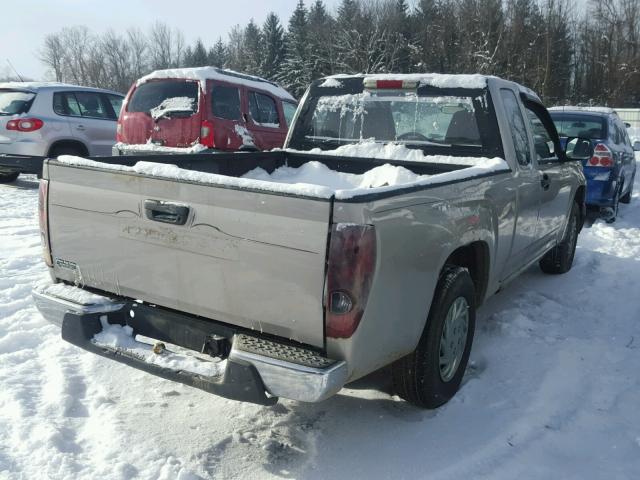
[128,80,199,118]
[288,77,503,159]
[249,91,280,128]
[500,89,531,167]
[0,90,36,115]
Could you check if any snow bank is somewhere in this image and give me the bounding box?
[93,317,225,378]
[326,73,488,90]
[58,142,508,200]
[149,97,195,120]
[136,67,295,101]
[113,141,207,154]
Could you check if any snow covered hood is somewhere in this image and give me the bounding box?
[56,142,508,201]
[136,67,295,101]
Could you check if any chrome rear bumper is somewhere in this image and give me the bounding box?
[33,283,347,404]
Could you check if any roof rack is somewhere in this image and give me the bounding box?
[213,68,280,89]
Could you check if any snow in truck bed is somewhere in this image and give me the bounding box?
[57,142,508,200]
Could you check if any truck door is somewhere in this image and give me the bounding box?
[499,88,541,276]
[524,102,572,248]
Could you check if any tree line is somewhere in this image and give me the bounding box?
[39,0,640,107]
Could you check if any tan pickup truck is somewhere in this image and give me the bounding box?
[34,74,587,408]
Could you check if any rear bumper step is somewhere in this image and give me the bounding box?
[33,283,347,405]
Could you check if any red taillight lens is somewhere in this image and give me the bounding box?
[116,122,123,142]
[589,143,613,168]
[200,120,215,148]
[325,224,376,338]
[7,118,44,132]
[38,179,53,267]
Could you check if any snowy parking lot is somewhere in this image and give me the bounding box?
[1,158,639,480]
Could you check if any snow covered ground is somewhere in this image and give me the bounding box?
[1,159,639,479]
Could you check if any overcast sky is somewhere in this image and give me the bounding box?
[2,0,342,80]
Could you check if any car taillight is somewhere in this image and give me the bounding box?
[589,143,613,167]
[200,120,215,148]
[325,224,376,338]
[7,118,44,132]
[363,78,418,89]
[116,122,123,142]
[38,179,53,267]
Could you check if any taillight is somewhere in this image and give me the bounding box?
[116,122,123,142]
[7,118,44,132]
[363,78,418,89]
[325,224,376,338]
[200,120,215,148]
[38,179,53,267]
[589,143,613,167]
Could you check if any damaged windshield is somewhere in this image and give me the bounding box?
[289,80,500,156]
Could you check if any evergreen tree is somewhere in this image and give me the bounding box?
[208,38,227,68]
[308,0,335,77]
[243,19,263,75]
[190,39,209,67]
[277,0,311,98]
[261,13,286,80]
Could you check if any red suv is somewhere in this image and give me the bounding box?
[113,68,297,155]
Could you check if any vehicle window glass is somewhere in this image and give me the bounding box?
[0,90,35,115]
[74,92,110,119]
[128,81,199,116]
[500,89,531,167]
[283,102,297,127]
[52,92,66,115]
[211,85,241,120]
[106,94,124,118]
[249,92,280,126]
[551,115,606,140]
[65,93,82,117]
[525,108,556,160]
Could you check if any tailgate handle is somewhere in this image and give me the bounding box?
[144,200,190,225]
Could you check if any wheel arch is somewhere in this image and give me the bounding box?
[441,241,490,307]
[47,139,89,158]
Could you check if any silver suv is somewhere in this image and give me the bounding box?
[0,82,123,181]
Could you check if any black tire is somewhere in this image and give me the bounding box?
[540,201,579,274]
[48,144,86,158]
[605,185,620,224]
[392,265,476,408]
[620,175,633,204]
[0,172,20,183]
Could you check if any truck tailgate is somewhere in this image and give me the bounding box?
[47,164,331,348]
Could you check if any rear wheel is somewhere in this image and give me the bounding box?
[604,185,621,224]
[540,201,579,274]
[0,171,20,183]
[392,265,476,408]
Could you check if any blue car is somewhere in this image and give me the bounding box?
[550,107,637,223]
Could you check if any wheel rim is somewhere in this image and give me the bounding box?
[439,296,469,382]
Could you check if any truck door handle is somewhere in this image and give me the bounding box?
[541,173,550,190]
[144,200,190,225]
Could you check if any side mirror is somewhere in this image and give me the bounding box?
[564,136,593,161]
[633,140,640,152]
[624,122,631,128]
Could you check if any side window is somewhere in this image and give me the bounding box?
[283,102,297,128]
[105,94,124,119]
[249,92,279,127]
[525,107,556,160]
[74,92,110,119]
[501,89,531,167]
[211,85,241,120]
[53,92,66,115]
[65,93,82,116]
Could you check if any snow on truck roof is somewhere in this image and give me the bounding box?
[549,106,618,115]
[320,73,542,100]
[136,67,296,101]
